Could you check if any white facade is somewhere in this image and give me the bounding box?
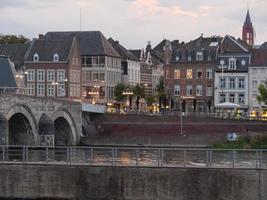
[248,66,267,110]
[214,72,249,108]
[126,59,141,86]
[81,56,121,103]
[152,64,164,96]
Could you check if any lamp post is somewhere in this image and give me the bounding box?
[219,59,227,102]
[52,82,58,99]
[123,90,133,109]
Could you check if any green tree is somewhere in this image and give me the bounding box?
[0,34,30,44]
[156,77,166,108]
[257,81,267,105]
[133,84,145,110]
[114,83,126,102]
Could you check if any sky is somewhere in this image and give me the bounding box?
[0,0,267,49]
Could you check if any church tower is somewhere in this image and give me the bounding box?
[242,10,254,47]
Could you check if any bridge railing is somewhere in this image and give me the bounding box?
[0,146,266,169]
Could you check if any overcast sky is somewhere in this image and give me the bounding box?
[0,0,266,49]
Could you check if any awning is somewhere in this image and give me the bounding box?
[216,102,241,108]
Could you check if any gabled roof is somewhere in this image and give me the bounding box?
[244,10,252,26]
[251,49,267,66]
[24,38,74,62]
[185,36,222,51]
[108,38,139,61]
[45,31,120,57]
[0,43,29,70]
[220,35,248,54]
[129,50,142,60]
[0,56,17,87]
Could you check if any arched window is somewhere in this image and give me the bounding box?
[33,53,39,62]
[53,53,59,62]
[229,57,236,70]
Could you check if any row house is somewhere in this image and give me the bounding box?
[214,35,250,112]
[24,35,81,100]
[249,49,267,113]
[108,38,140,86]
[164,35,221,112]
[44,31,122,104]
[130,41,164,97]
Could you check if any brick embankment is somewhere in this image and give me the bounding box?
[83,114,267,146]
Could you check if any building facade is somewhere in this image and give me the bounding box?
[108,38,140,87]
[44,31,122,104]
[24,36,81,100]
[164,35,221,112]
[249,49,267,114]
[214,35,250,112]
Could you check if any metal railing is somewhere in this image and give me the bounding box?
[0,146,266,169]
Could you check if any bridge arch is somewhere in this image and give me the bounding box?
[39,114,55,146]
[52,110,78,146]
[6,104,38,145]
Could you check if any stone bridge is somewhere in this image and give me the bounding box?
[0,94,104,146]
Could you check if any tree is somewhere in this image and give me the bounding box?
[133,84,145,110]
[156,77,166,108]
[114,83,126,102]
[257,81,267,105]
[0,34,30,45]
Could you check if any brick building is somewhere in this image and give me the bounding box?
[24,35,81,100]
[164,35,222,112]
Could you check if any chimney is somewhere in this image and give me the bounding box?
[146,41,152,52]
[39,34,44,40]
[114,41,119,46]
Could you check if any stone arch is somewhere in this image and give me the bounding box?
[82,113,97,137]
[52,110,78,145]
[6,104,38,145]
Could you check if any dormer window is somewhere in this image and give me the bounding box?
[229,57,236,70]
[196,52,203,61]
[53,53,59,62]
[33,53,39,62]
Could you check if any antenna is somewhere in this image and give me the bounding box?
[80,8,82,31]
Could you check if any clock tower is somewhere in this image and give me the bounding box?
[242,10,254,47]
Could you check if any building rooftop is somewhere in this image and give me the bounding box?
[251,49,267,66]
[45,31,120,58]
[0,56,17,88]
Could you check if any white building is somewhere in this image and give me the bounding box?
[249,49,267,113]
[214,35,250,113]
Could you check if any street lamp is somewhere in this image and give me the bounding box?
[52,82,58,98]
[219,59,227,102]
[123,90,133,109]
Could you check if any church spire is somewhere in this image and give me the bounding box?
[242,9,254,47]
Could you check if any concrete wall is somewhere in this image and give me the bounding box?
[0,164,266,200]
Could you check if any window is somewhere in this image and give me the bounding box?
[206,69,212,79]
[186,85,193,96]
[219,94,226,103]
[196,52,203,61]
[229,78,236,89]
[33,53,39,62]
[220,78,226,89]
[187,69,193,79]
[47,70,55,82]
[196,69,202,79]
[47,84,55,97]
[53,53,59,62]
[238,94,245,105]
[100,73,105,81]
[174,85,180,96]
[175,56,180,61]
[37,84,45,96]
[174,69,180,79]
[206,85,212,96]
[196,85,202,96]
[57,84,65,96]
[27,70,35,82]
[229,57,236,70]
[93,73,99,81]
[229,94,235,103]
[238,78,245,89]
[57,69,65,81]
[165,69,170,79]
[27,84,35,96]
[188,56,192,61]
[37,70,45,82]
